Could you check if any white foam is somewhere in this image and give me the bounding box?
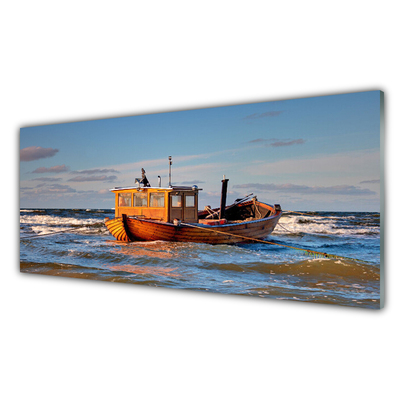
[20,214,106,235]
[20,214,99,226]
[274,214,379,237]
[28,225,96,235]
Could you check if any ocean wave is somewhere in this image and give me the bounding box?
[20,213,109,236]
[19,209,381,309]
[20,214,100,226]
[275,214,380,237]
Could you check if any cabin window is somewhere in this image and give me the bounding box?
[134,192,148,207]
[118,193,132,207]
[149,192,165,208]
[185,195,195,208]
[171,195,182,207]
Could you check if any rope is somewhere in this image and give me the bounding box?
[277,222,299,235]
[181,222,365,262]
[204,206,215,216]
[283,210,314,216]
[253,198,262,219]
[20,227,90,240]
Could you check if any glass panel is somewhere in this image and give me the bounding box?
[134,192,148,207]
[118,193,132,207]
[185,195,195,208]
[171,195,182,207]
[150,193,165,208]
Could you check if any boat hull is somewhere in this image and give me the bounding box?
[105,202,282,244]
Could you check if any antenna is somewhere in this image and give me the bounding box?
[168,156,172,187]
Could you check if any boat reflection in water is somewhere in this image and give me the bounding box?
[108,264,180,278]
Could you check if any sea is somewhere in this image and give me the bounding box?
[19,209,381,309]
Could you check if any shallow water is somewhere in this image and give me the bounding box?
[20,209,381,309]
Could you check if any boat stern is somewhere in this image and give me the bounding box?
[104,216,132,242]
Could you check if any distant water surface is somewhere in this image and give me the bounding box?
[20,209,381,309]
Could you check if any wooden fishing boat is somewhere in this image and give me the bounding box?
[104,160,282,244]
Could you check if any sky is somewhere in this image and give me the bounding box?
[19,91,381,211]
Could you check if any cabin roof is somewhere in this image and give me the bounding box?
[110,185,202,192]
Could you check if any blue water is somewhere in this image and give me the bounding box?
[20,209,381,309]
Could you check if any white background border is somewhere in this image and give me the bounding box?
[4,2,398,399]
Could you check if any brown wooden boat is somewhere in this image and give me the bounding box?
[104,161,282,244]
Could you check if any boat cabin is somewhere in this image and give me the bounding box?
[111,185,201,223]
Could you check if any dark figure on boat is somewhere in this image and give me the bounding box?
[140,168,151,187]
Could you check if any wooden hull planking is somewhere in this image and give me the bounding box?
[104,217,132,242]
